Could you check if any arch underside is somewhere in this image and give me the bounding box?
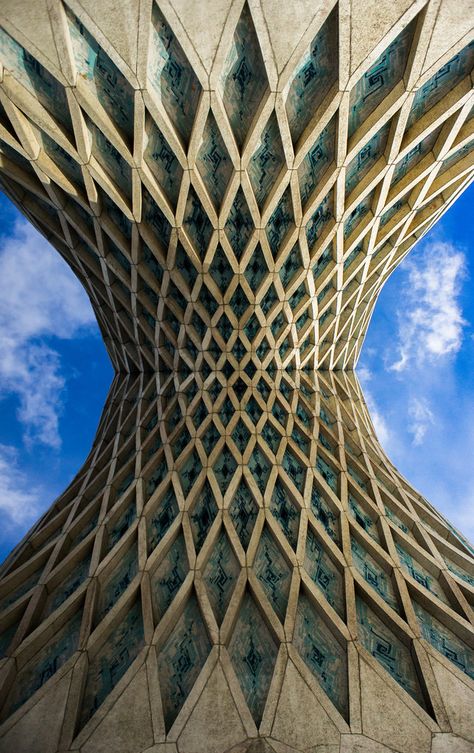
[0,1,473,751]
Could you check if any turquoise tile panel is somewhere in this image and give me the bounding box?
[248,111,285,209]
[224,187,254,261]
[45,551,90,616]
[310,482,340,545]
[203,530,239,624]
[298,116,336,206]
[40,131,84,187]
[87,117,132,198]
[183,186,213,259]
[344,192,373,238]
[413,600,474,679]
[279,243,303,288]
[249,446,271,494]
[345,122,391,196]
[282,447,306,493]
[157,593,211,730]
[148,4,202,145]
[395,543,449,605]
[143,187,172,249]
[244,243,268,289]
[190,480,218,552]
[305,528,344,617]
[305,191,333,251]
[213,444,237,494]
[151,533,188,618]
[285,8,338,144]
[266,187,294,257]
[392,128,440,185]
[197,111,233,210]
[351,537,399,613]
[294,591,348,718]
[316,455,338,493]
[356,595,425,708]
[229,479,259,549]
[96,545,138,624]
[270,479,300,550]
[144,121,183,208]
[221,4,269,149]
[228,591,278,724]
[444,556,474,587]
[253,526,291,622]
[148,485,179,552]
[80,600,144,727]
[210,244,233,291]
[348,495,380,543]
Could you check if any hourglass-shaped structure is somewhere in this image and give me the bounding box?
[0,2,473,751]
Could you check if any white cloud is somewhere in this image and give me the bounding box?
[408,397,434,445]
[390,240,466,372]
[0,444,41,528]
[356,365,392,449]
[0,219,96,448]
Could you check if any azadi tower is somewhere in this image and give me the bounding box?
[0,1,473,751]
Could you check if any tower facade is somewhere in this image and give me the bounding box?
[0,2,473,752]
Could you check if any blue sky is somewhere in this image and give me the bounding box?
[0,185,473,562]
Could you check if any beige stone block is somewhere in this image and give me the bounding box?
[430,656,474,743]
[431,733,474,753]
[340,733,398,753]
[80,664,153,753]
[0,670,71,753]
[270,660,340,750]
[359,658,432,753]
[177,661,247,753]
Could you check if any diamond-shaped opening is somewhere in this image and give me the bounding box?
[179,449,202,497]
[244,313,260,342]
[142,187,172,250]
[232,418,251,454]
[244,359,257,379]
[306,191,333,251]
[142,242,164,283]
[106,493,137,552]
[413,599,474,680]
[79,599,144,730]
[348,18,417,139]
[144,118,183,208]
[149,4,202,147]
[198,283,219,318]
[175,242,198,289]
[253,526,291,622]
[294,589,348,719]
[298,116,337,207]
[350,535,399,614]
[394,541,449,605]
[95,542,139,626]
[310,481,340,545]
[272,399,288,428]
[392,127,441,187]
[316,454,339,494]
[193,399,208,428]
[150,531,188,620]
[157,592,211,731]
[216,312,233,342]
[2,608,82,720]
[245,395,263,425]
[285,7,338,146]
[249,445,271,494]
[203,529,240,624]
[244,243,268,290]
[190,480,219,553]
[260,283,278,316]
[229,284,250,320]
[345,121,391,197]
[279,243,304,289]
[147,485,179,552]
[256,336,270,361]
[172,426,192,459]
[196,111,233,210]
[304,526,344,618]
[209,245,234,292]
[219,395,235,426]
[200,420,221,456]
[270,478,300,549]
[225,187,254,261]
[213,444,238,494]
[266,187,294,258]
[348,492,380,543]
[228,589,278,724]
[261,420,282,455]
[232,337,246,362]
[248,111,286,210]
[343,191,374,239]
[43,546,92,618]
[86,116,132,198]
[183,187,213,259]
[145,457,168,501]
[356,594,426,709]
[221,3,269,149]
[229,479,259,550]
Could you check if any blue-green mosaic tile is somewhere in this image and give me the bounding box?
[232,419,251,455]
[347,464,367,491]
[229,480,259,549]
[107,496,136,550]
[343,242,364,271]
[253,527,291,622]
[87,117,132,198]
[298,116,336,206]
[229,283,249,319]
[395,543,449,605]
[210,245,233,291]
[285,8,338,145]
[266,187,294,257]
[142,188,172,249]
[282,447,306,493]
[151,533,188,618]
[244,243,268,289]
[249,446,271,494]
[306,191,333,251]
[183,187,213,259]
[198,283,218,317]
[348,19,417,138]
[385,505,409,534]
[157,594,211,730]
[344,192,373,238]
[224,187,254,261]
[146,457,168,499]
[0,565,42,612]
[294,591,348,718]
[4,610,82,718]
[40,131,84,187]
[45,552,90,617]
[279,243,303,288]
[0,28,72,133]
[197,111,233,210]
[348,494,380,543]
[179,451,201,497]
[200,421,220,456]
[190,480,218,552]
[305,528,344,617]
[351,537,399,613]
[96,545,138,624]
[392,127,440,185]
[380,199,407,227]
[221,4,269,149]
[246,395,263,424]
[407,41,474,129]
[213,445,238,494]
[356,595,425,708]
[66,8,134,139]
[143,242,164,283]
[145,121,183,208]
[439,139,474,175]
[228,590,278,724]
[203,530,239,624]
[149,4,201,146]
[413,600,474,679]
[270,479,300,549]
[148,486,179,552]
[248,111,285,209]
[175,242,197,288]
[444,556,474,587]
[316,455,338,493]
[292,425,310,455]
[345,121,391,197]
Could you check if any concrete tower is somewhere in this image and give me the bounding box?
[0,1,473,752]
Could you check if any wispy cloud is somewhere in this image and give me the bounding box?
[0,444,41,528]
[356,365,392,449]
[408,396,434,445]
[0,220,96,448]
[390,240,466,372]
